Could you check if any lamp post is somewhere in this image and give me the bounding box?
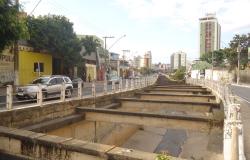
[103,35,126,80]
[103,36,114,80]
[121,50,130,79]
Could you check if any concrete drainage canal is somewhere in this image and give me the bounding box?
[0,75,224,160]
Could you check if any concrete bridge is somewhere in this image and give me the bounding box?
[0,75,224,160]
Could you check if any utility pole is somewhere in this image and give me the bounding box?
[14,0,19,85]
[103,36,114,80]
[237,41,241,84]
[211,51,214,80]
[121,50,130,79]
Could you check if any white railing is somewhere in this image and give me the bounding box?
[0,75,158,111]
[186,78,245,160]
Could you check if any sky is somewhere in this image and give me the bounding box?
[20,0,250,64]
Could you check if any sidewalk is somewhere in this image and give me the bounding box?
[83,81,104,87]
[232,83,250,89]
[237,98,250,159]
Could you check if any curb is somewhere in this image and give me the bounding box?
[232,84,250,89]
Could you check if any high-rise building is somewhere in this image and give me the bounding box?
[132,55,144,69]
[170,51,186,71]
[199,13,221,57]
[144,51,152,69]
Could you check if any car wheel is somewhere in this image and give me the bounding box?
[65,88,72,98]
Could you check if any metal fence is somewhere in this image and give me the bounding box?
[186,78,245,160]
[0,75,158,111]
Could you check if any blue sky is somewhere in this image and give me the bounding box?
[20,0,250,63]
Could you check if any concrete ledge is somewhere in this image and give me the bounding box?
[135,92,216,98]
[116,98,220,108]
[22,114,84,132]
[155,85,203,88]
[76,107,215,122]
[145,88,210,92]
[101,103,121,109]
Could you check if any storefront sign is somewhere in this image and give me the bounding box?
[0,50,14,84]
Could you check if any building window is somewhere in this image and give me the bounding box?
[34,62,44,72]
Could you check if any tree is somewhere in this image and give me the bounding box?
[80,36,101,56]
[27,15,81,70]
[228,34,249,69]
[200,49,226,67]
[192,61,212,70]
[0,0,28,52]
[172,67,185,80]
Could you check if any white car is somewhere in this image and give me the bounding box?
[16,75,73,100]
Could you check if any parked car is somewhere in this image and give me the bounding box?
[108,76,120,84]
[16,75,73,100]
[72,77,84,88]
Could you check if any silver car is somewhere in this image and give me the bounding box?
[16,75,73,100]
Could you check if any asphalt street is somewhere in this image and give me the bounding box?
[231,85,250,103]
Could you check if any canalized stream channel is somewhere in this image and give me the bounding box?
[47,75,223,159]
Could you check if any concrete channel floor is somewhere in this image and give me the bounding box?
[121,126,223,160]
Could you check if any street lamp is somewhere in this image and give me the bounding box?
[103,35,126,80]
[108,35,126,50]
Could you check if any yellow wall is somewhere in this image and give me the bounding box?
[86,64,96,81]
[19,51,52,85]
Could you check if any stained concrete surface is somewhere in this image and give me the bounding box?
[154,129,187,157]
[120,126,223,160]
[122,127,164,152]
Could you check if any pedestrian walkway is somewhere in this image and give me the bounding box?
[232,83,250,89]
[237,98,250,159]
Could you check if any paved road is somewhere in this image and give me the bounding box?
[231,85,250,102]
[231,84,250,159]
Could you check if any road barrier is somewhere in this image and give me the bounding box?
[187,78,245,160]
[0,75,158,111]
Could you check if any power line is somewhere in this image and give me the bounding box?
[29,0,42,15]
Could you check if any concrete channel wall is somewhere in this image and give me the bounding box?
[0,126,163,160]
[0,88,145,128]
[187,78,245,160]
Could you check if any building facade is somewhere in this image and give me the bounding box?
[144,51,152,69]
[132,56,143,69]
[170,51,187,71]
[199,13,221,57]
[19,50,52,85]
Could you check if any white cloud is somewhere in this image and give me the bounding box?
[114,0,250,32]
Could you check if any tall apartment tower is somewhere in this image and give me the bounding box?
[170,51,186,71]
[199,13,221,57]
[144,51,152,69]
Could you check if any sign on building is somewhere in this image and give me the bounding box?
[0,49,14,85]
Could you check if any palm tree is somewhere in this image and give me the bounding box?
[79,36,102,81]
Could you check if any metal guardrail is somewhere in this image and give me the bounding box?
[0,75,158,111]
[186,78,245,160]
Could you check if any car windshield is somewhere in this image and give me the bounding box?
[32,78,49,84]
